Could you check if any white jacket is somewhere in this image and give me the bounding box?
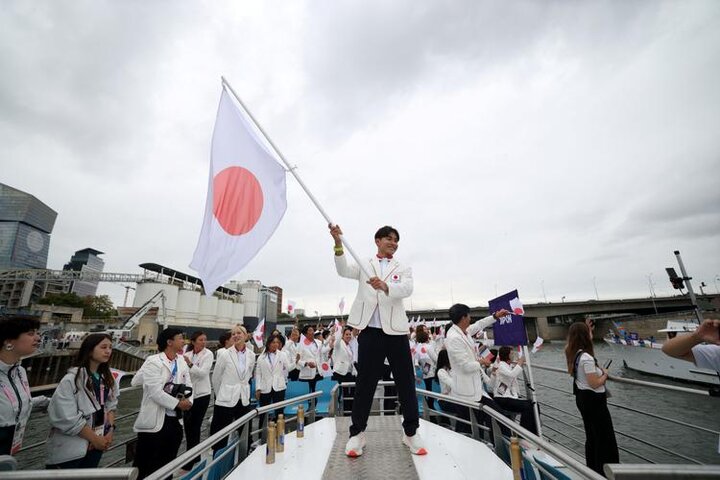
[132,352,193,433]
[46,367,119,465]
[282,340,299,372]
[297,338,321,380]
[335,254,413,335]
[255,350,292,393]
[184,348,214,398]
[212,346,255,408]
[445,316,496,401]
[437,368,454,395]
[416,342,438,379]
[332,336,356,376]
[493,361,523,399]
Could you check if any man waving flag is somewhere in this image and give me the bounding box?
[190,84,287,294]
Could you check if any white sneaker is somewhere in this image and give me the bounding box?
[402,433,428,455]
[345,432,367,457]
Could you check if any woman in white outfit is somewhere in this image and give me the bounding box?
[332,326,357,412]
[415,326,438,409]
[46,333,118,469]
[298,325,322,393]
[0,315,41,457]
[492,346,537,434]
[181,331,214,471]
[210,326,255,453]
[255,333,293,421]
[283,327,301,381]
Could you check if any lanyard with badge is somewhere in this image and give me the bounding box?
[91,374,108,437]
[1,366,31,454]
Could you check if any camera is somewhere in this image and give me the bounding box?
[163,382,193,399]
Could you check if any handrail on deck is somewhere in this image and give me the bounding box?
[604,464,720,479]
[1,467,138,479]
[144,391,322,480]
[532,363,711,396]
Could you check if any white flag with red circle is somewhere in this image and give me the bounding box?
[190,87,287,294]
[253,318,266,345]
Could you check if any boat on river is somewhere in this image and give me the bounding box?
[604,320,719,386]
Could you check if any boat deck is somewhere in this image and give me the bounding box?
[226,416,513,480]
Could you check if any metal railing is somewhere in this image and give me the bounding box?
[531,362,719,468]
[145,391,321,480]
[2,468,138,479]
[604,464,720,479]
[10,391,322,480]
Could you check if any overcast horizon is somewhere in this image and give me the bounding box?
[2,1,719,316]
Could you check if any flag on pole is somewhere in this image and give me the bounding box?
[253,318,265,345]
[531,337,544,354]
[110,368,127,386]
[338,297,345,315]
[287,301,296,316]
[490,289,529,346]
[190,86,287,294]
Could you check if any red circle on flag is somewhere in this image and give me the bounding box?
[213,166,263,235]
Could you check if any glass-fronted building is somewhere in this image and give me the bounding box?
[64,248,105,297]
[0,183,57,270]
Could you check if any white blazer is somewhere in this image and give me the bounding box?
[131,352,193,433]
[335,254,413,335]
[282,340,299,372]
[212,346,255,408]
[184,348,214,398]
[445,316,496,402]
[416,341,438,379]
[255,350,293,393]
[493,361,523,399]
[297,338,321,380]
[437,368,454,395]
[332,336,356,376]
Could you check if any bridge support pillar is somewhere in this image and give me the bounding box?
[535,317,551,339]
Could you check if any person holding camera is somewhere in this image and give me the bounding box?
[210,325,255,453]
[565,320,618,476]
[132,328,193,479]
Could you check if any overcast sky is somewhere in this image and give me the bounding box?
[2,1,719,316]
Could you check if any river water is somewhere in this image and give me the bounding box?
[14,341,720,470]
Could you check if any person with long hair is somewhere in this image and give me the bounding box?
[492,346,538,434]
[210,325,255,453]
[0,315,41,456]
[46,333,118,468]
[415,326,438,410]
[132,328,193,479]
[180,331,214,472]
[565,321,619,476]
[435,348,456,425]
[255,334,293,422]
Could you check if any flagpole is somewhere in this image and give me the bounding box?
[220,77,374,279]
[522,345,543,438]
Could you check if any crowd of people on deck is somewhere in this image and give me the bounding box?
[1,311,718,478]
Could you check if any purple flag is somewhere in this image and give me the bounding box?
[489,289,528,346]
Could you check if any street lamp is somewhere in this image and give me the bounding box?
[715,275,720,294]
[561,296,566,303]
[592,277,599,300]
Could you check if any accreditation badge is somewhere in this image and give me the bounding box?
[11,418,26,455]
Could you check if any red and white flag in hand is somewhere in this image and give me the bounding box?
[253,318,265,345]
[509,297,525,315]
[190,86,287,294]
[338,297,345,315]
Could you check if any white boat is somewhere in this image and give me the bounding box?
[604,320,719,386]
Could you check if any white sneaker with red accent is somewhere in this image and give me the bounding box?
[345,432,366,457]
[402,433,428,455]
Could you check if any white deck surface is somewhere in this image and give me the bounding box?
[225,418,337,480]
[226,417,513,479]
[412,419,513,480]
